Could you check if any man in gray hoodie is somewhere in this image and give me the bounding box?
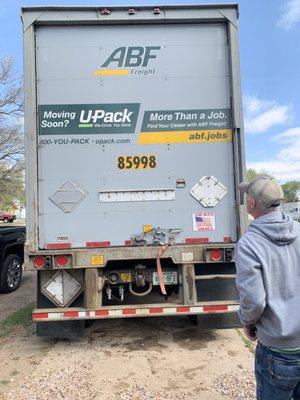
[235,175,300,400]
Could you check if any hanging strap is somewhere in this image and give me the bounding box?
[156,245,169,299]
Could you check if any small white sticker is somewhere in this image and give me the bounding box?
[192,212,216,231]
[56,235,70,242]
[182,252,194,262]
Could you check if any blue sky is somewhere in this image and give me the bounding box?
[1,0,300,182]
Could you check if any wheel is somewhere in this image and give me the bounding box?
[0,254,23,293]
[3,218,8,223]
[9,219,14,223]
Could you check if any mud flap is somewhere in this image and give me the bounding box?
[36,270,85,338]
[188,313,241,329]
[36,320,85,338]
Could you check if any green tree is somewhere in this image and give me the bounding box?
[0,57,24,211]
[281,181,299,203]
[246,168,274,181]
[246,168,259,181]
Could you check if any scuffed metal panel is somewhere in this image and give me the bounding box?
[181,264,197,305]
[21,6,238,30]
[50,180,88,213]
[24,24,39,253]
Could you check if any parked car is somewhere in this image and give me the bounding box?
[0,212,16,223]
[0,226,26,292]
[281,202,300,222]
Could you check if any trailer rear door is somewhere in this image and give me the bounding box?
[36,21,237,248]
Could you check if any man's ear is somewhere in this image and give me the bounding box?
[248,196,256,209]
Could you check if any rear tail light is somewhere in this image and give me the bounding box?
[55,255,69,267]
[210,249,223,262]
[34,256,46,268]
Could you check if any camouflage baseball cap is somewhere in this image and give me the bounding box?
[239,175,284,208]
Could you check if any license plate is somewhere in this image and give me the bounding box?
[152,271,178,286]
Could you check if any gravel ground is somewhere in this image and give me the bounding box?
[1,366,256,400]
[114,370,256,400]
[0,279,255,400]
[213,370,256,400]
[1,364,96,400]
[114,385,199,399]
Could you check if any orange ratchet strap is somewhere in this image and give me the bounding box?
[156,245,169,299]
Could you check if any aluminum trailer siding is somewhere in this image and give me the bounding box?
[22,4,246,337]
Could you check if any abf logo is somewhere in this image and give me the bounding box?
[94,46,161,77]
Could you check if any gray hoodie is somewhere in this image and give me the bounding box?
[235,211,300,349]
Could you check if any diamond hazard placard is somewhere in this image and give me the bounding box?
[192,212,216,231]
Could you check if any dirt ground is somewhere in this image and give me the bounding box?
[0,271,35,320]
[0,271,255,400]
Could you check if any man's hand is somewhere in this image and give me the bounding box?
[244,324,257,341]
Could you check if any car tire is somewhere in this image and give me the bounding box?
[3,218,8,223]
[9,219,14,223]
[0,254,23,293]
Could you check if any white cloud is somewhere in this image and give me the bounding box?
[245,96,275,115]
[277,0,300,31]
[244,96,292,134]
[247,160,300,182]
[248,126,300,181]
[272,127,300,163]
[272,127,300,141]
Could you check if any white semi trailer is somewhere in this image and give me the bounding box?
[22,4,246,337]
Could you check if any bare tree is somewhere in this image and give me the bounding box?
[0,57,24,209]
[0,57,23,117]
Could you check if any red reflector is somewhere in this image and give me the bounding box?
[95,310,109,317]
[64,311,78,318]
[223,236,232,243]
[203,305,228,312]
[210,249,223,261]
[176,306,190,313]
[33,312,48,320]
[149,307,164,314]
[185,238,209,244]
[125,240,132,246]
[55,255,69,267]
[46,243,71,249]
[123,308,136,315]
[86,241,110,248]
[34,256,46,268]
[86,242,101,248]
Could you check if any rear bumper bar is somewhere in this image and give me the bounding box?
[26,243,235,270]
[33,302,240,322]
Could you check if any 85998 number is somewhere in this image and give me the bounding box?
[117,155,157,170]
